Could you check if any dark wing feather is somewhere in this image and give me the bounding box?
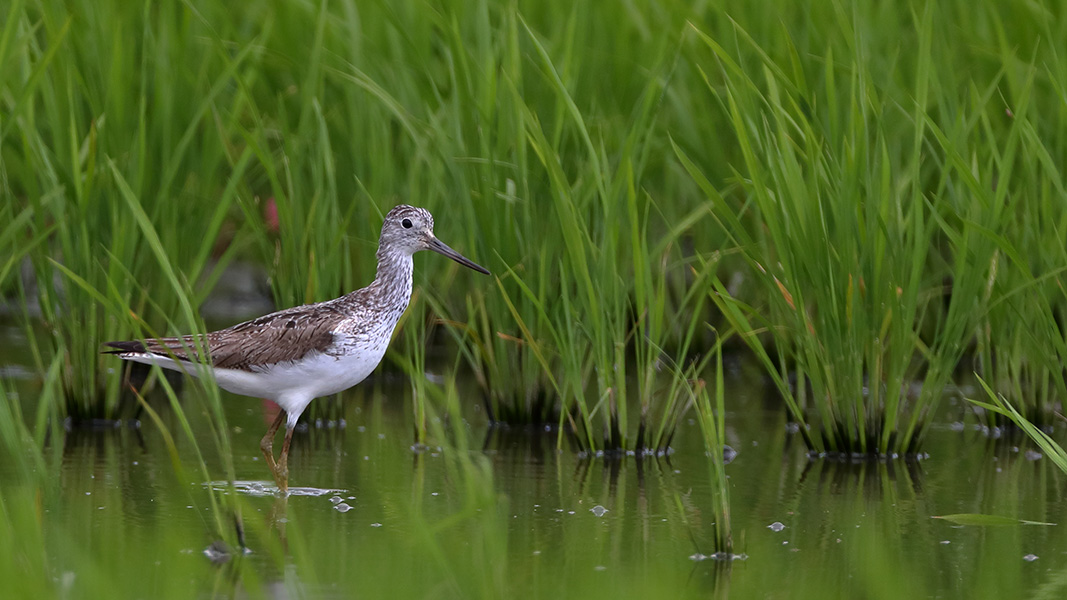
[102,340,148,354]
[102,303,342,371]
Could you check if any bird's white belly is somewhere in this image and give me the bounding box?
[212,337,389,402]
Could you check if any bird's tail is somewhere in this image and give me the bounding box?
[100,340,147,355]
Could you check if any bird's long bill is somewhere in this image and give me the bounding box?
[428,237,490,275]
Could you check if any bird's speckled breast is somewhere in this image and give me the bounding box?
[318,298,407,393]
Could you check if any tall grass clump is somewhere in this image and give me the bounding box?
[3,1,258,417]
[2,0,271,550]
[282,2,730,453]
[973,182,1067,431]
[969,58,1067,430]
[414,8,730,454]
[691,336,732,555]
[672,0,1065,456]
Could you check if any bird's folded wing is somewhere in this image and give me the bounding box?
[210,311,337,370]
[104,307,338,372]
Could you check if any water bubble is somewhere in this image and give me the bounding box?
[203,541,233,565]
[590,505,608,517]
[1023,554,1039,562]
[768,521,786,532]
[334,503,353,513]
[723,445,738,464]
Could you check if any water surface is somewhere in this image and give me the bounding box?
[4,359,1066,599]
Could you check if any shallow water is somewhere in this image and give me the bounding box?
[3,358,1067,599]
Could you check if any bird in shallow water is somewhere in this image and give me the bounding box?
[104,205,489,493]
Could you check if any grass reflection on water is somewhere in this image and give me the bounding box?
[0,372,1059,599]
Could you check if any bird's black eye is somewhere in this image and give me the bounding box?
[402,218,413,229]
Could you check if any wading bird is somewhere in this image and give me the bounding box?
[105,205,489,492]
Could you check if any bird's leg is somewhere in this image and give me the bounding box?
[277,425,296,493]
[260,411,286,491]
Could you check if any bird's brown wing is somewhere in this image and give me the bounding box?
[103,304,341,372]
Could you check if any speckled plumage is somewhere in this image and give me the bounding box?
[104,205,489,492]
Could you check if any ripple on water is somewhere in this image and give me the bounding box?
[204,481,347,498]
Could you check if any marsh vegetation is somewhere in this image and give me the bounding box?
[2,0,1067,597]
